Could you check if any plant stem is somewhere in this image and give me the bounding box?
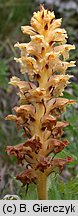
[37,173,47,200]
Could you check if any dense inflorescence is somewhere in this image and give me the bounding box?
[6,5,75,199]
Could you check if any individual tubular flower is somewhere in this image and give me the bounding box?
[6,5,75,200]
[16,169,37,186]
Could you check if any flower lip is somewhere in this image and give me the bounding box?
[16,169,37,185]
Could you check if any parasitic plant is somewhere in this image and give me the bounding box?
[6,5,76,199]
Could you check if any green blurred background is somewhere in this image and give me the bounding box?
[0,0,78,199]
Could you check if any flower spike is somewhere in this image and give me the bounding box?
[6,5,75,199]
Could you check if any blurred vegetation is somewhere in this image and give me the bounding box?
[0,0,78,199]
